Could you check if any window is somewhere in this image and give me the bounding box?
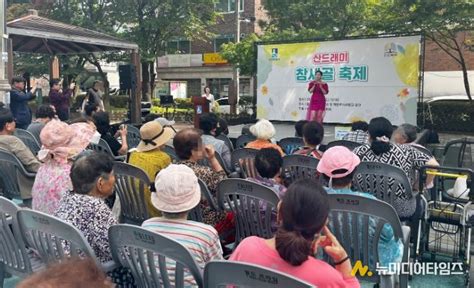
[215,0,244,13]
[166,39,191,54]
[214,35,235,52]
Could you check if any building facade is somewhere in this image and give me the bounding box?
[155,0,267,101]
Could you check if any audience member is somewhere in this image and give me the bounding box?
[200,113,231,168]
[92,111,128,156]
[392,123,429,154]
[9,76,38,129]
[32,120,96,214]
[142,164,223,286]
[294,120,308,137]
[294,121,324,159]
[353,117,439,219]
[173,128,231,233]
[27,104,56,144]
[17,257,114,288]
[230,179,359,287]
[342,121,369,144]
[246,119,284,155]
[218,118,229,136]
[84,102,100,118]
[48,79,75,121]
[128,121,174,217]
[317,146,403,266]
[54,152,134,286]
[82,80,105,112]
[248,148,286,198]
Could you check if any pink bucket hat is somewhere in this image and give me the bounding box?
[38,120,95,163]
[317,146,361,178]
[151,164,201,213]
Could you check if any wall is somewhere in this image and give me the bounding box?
[424,31,474,72]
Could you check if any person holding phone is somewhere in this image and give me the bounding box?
[49,79,76,121]
[307,70,329,123]
[92,112,128,156]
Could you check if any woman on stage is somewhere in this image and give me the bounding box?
[307,71,329,123]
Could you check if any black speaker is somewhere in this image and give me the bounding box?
[119,64,137,90]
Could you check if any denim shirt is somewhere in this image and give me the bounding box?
[325,187,403,267]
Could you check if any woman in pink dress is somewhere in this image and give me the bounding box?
[307,70,329,123]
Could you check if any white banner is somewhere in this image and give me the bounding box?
[256,36,421,125]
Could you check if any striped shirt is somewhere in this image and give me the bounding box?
[142,218,223,286]
[342,130,370,144]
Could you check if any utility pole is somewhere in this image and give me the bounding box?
[0,0,10,102]
[230,0,240,115]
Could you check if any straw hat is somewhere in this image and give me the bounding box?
[136,121,174,152]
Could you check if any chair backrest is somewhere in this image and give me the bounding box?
[235,134,256,149]
[216,134,234,152]
[230,148,259,177]
[352,161,413,212]
[17,209,99,265]
[326,140,362,151]
[442,138,474,169]
[109,224,204,288]
[187,179,219,222]
[14,129,41,156]
[278,137,304,155]
[0,197,32,277]
[204,260,313,288]
[217,179,279,245]
[162,145,179,163]
[126,124,141,149]
[87,138,114,156]
[281,155,319,186]
[113,162,151,225]
[0,149,36,200]
[326,194,404,283]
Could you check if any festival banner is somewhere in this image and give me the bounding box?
[256,36,421,125]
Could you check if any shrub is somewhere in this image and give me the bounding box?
[419,101,474,133]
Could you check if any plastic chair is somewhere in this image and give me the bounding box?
[188,179,220,222]
[217,179,279,245]
[326,139,362,151]
[278,137,304,155]
[0,149,36,202]
[87,138,125,161]
[217,134,234,152]
[0,197,37,286]
[163,145,179,163]
[14,129,41,156]
[281,155,319,186]
[327,194,410,288]
[113,162,151,225]
[109,224,204,288]
[352,161,414,218]
[442,138,474,169]
[235,134,256,149]
[16,210,111,270]
[204,260,313,288]
[126,124,141,149]
[230,148,259,177]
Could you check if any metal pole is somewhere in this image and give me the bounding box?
[231,0,240,115]
[0,0,10,102]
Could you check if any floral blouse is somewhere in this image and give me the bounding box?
[54,191,117,263]
[178,160,227,226]
[32,160,73,215]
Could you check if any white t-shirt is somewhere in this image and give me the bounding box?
[202,93,215,106]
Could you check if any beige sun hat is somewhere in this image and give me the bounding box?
[136,121,174,152]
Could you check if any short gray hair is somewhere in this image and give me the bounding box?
[394,124,417,143]
[250,119,275,140]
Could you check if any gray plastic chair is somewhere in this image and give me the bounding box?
[281,154,319,186]
[126,124,141,149]
[188,179,219,222]
[442,138,474,169]
[230,148,259,177]
[217,179,279,245]
[352,161,414,217]
[88,138,126,162]
[204,260,313,288]
[0,197,37,286]
[326,139,362,151]
[109,224,204,288]
[235,134,256,149]
[326,194,410,288]
[217,134,234,152]
[16,210,106,268]
[14,129,41,156]
[278,137,304,155]
[0,149,36,202]
[113,162,151,225]
[163,145,179,163]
